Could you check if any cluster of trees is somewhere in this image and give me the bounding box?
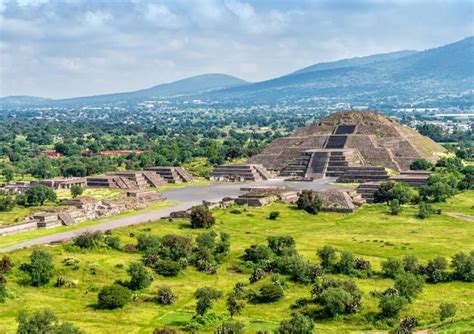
[296,190,323,214]
[0,185,57,212]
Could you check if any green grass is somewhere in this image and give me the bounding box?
[0,203,59,227]
[0,201,177,249]
[56,188,124,201]
[153,178,214,191]
[0,192,473,333]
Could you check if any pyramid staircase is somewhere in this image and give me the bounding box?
[356,181,384,203]
[174,167,194,182]
[58,212,75,226]
[210,164,271,181]
[145,167,194,183]
[337,166,390,183]
[143,171,167,187]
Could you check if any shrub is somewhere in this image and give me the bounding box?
[374,182,416,204]
[410,159,434,171]
[395,317,419,334]
[136,234,161,251]
[0,256,13,273]
[226,292,245,317]
[249,268,265,283]
[425,256,449,283]
[16,309,84,334]
[402,255,420,274]
[97,284,132,309]
[394,272,424,301]
[389,199,401,215]
[70,185,84,198]
[190,205,215,228]
[243,245,273,264]
[317,245,337,270]
[123,243,138,253]
[311,278,362,314]
[127,262,153,290]
[451,251,474,282]
[194,287,222,316]
[215,321,245,334]
[153,328,178,334]
[336,250,355,275]
[319,287,354,317]
[0,282,8,303]
[73,231,103,249]
[378,294,407,318]
[439,302,456,321]
[277,313,314,334]
[267,235,296,256]
[23,250,54,286]
[268,211,280,220]
[275,255,321,284]
[157,286,176,305]
[20,185,57,207]
[381,258,403,278]
[296,190,323,214]
[155,260,181,277]
[105,235,121,250]
[257,283,284,303]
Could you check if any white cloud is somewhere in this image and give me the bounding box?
[145,3,182,29]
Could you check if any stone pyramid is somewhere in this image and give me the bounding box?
[248,111,445,174]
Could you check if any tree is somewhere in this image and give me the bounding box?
[2,167,14,183]
[127,262,153,290]
[267,235,296,256]
[215,321,245,334]
[24,250,54,286]
[320,287,354,317]
[70,185,83,198]
[451,251,474,282]
[395,317,419,334]
[16,309,84,334]
[190,205,215,228]
[155,260,181,277]
[73,231,103,249]
[226,292,245,317]
[157,285,176,305]
[0,256,13,274]
[378,294,407,318]
[439,303,456,321]
[194,286,222,316]
[410,159,433,171]
[97,284,132,309]
[337,250,355,275]
[394,272,424,301]
[21,185,57,207]
[389,199,401,215]
[317,245,337,270]
[425,256,449,283]
[268,211,280,220]
[0,193,16,211]
[277,313,314,334]
[381,257,403,278]
[402,255,420,274]
[258,283,284,303]
[296,190,323,214]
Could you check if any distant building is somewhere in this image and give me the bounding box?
[98,150,145,156]
[41,150,63,158]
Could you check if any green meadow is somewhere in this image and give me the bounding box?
[0,191,473,333]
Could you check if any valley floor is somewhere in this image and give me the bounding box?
[0,191,473,333]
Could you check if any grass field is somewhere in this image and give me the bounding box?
[0,192,473,333]
[56,188,124,201]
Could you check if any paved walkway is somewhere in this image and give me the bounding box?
[0,178,338,253]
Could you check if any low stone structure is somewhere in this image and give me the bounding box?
[336,166,390,183]
[0,181,31,194]
[210,164,272,182]
[87,171,166,189]
[313,189,365,213]
[33,177,87,189]
[145,167,194,183]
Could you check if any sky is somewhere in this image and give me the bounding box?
[0,0,473,99]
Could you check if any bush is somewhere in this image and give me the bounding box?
[267,235,296,256]
[190,205,215,228]
[374,181,416,204]
[274,255,321,284]
[381,257,403,278]
[394,272,424,301]
[277,312,314,334]
[153,328,178,334]
[136,234,161,251]
[249,268,265,283]
[439,302,456,321]
[215,321,245,334]
[296,190,323,214]
[73,231,103,249]
[23,250,54,286]
[410,159,434,171]
[402,255,420,274]
[317,245,337,269]
[378,294,407,318]
[105,235,121,250]
[320,286,354,317]
[389,199,401,215]
[20,185,57,207]
[425,256,449,283]
[226,292,245,317]
[0,282,8,303]
[194,287,222,316]
[16,309,84,334]
[268,211,280,220]
[157,285,176,305]
[70,185,83,198]
[395,317,419,334]
[336,250,355,275]
[243,245,273,264]
[257,283,284,303]
[0,256,13,273]
[97,284,132,309]
[451,251,474,282]
[127,262,153,290]
[155,260,181,277]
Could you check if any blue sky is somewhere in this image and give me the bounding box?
[0,0,473,98]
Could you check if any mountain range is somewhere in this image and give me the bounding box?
[1,36,473,109]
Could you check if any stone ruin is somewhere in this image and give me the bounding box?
[313,189,366,213]
[210,164,272,182]
[33,177,87,190]
[144,167,194,183]
[249,111,445,182]
[0,189,166,236]
[87,170,166,189]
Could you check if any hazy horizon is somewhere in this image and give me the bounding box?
[1,0,473,99]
